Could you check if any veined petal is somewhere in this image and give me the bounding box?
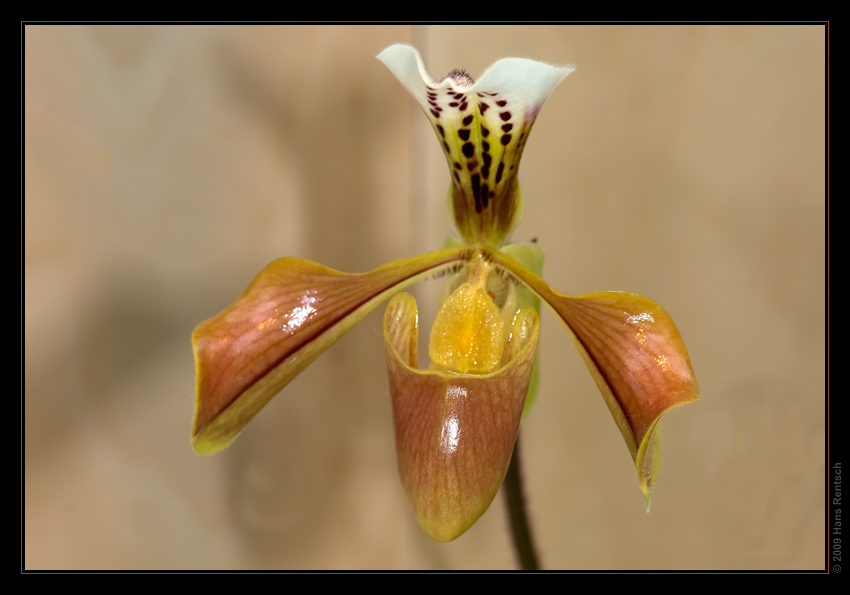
[192,247,468,455]
[377,44,575,246]
[384,293,539,541]
[489,248,698,509]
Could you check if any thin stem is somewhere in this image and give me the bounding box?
[504,430,540,570]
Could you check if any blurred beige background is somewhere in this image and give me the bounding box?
[24,25,825,570]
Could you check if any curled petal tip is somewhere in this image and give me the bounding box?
[490,248,698,504]
[638,419,663,512]
[384,293,540,541]
[376,44,436,93]
[554,291,698,496]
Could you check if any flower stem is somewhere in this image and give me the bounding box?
[504,430,540,570]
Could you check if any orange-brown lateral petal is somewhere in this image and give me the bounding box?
[192,247,467,455]
[384,293,539,541]
[489,248,698,507]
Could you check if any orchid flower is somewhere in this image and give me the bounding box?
[191,44,699,543]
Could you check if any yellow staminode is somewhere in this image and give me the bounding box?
[428,262,507,374]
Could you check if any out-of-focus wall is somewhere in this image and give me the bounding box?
[24,25,825,569]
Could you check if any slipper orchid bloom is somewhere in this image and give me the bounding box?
[191,44,699,542]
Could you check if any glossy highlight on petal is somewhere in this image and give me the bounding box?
[192,247,468,455]
[377,44,575,246]
[384,293,539,541]
[490,248,698,508]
